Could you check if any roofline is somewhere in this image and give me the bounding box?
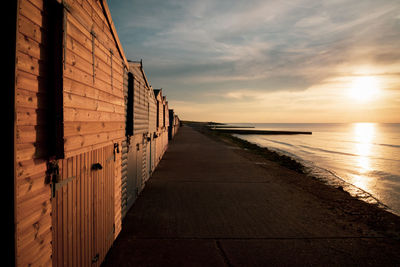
[128,60,151,89]
[100,0,129,69]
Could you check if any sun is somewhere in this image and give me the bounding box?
[349,76,380,101]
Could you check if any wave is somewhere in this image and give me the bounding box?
[297,144,400,162]
[235,135,395,212]
[376,143,400,148]
[260,138,296,148]
[331,139,400,149]
[366,170,400,182]
[307,164,389,208]
[298,144,359,157]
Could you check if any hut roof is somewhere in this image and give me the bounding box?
[128,60,151,88]
[100,0,129,69]
[154,89,162,97]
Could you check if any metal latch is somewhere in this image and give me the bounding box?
[113,143,120,161]
[92,253,99,263]
[47,161,60,198]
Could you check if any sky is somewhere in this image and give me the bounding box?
[108,0,400,123]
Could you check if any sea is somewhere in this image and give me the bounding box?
[227,123,400,215]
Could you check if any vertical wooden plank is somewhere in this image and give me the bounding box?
[101,147,105,264]
[94,148,98,266]
[97,147,101,266]
[72,156,77,267]
[109,146,112,250]
[57,164,63,267]
[100,147,103,267]
[96,148,100,267]
[103,147,107,262]
[62,159,68,267]
[82,152,87,267]
[67,158,73,267]
[111,145,114,244]
[109,146,112,244]
[82,153,90,266]
[52,173,57,267]
[89,149,93,267]
[77,154,81,267]
[87,150,91,267]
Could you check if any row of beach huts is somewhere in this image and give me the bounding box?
[9,0,180,266]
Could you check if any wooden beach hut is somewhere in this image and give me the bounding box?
[121,61,153,217]
[162,97,170,153]
[154,89,164,164]
[148,87,158,176]
[13,0,127,265]
[168,109,180,140]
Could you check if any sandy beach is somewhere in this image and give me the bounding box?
[103,123,400,266]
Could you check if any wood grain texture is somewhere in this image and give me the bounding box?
[15,0,126,265]
[52,144,118,266]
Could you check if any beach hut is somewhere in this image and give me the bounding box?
[169,109,175,140]
[169,109,181,140]
[163,97,170,153]
[13,0,127,265]
[154,89,164,164]
[148,87,158,175]
[121,60,153,217]
[175,114,181,136]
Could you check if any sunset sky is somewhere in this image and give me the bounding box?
[108,0,400,123]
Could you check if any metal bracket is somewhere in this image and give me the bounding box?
[91,30,96,84]
[54,176,76,191]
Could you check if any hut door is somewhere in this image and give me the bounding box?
[148,140,152,175]
[142,141,148,187]
[126,141,138,210]
[52,145,116,267]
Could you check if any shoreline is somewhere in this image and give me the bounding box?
[187,121,400,240]
[232,134,392,214]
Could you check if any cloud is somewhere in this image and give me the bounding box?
[109,0,400,122]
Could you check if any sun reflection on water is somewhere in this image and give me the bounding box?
[352,123,376,189]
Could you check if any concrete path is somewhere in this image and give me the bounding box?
[103,126,400,266]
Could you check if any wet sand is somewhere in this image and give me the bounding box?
[103,124,400,266]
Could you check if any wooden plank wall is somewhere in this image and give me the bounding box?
[164,100,170,128]
[15,0,126,265]
[63,0,125,158]
[155,90,163,165]
[114,145,122,239]
[15,0,54,265]
[62,0,125,260]
[52,144,116,267]
[148,89,157,134]
[130,62,149,135]
[121,69,129,218]
[155,90,163,131]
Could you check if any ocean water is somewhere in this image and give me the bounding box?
[229,123,400,215]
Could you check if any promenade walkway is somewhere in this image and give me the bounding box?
[103,126,400,266]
